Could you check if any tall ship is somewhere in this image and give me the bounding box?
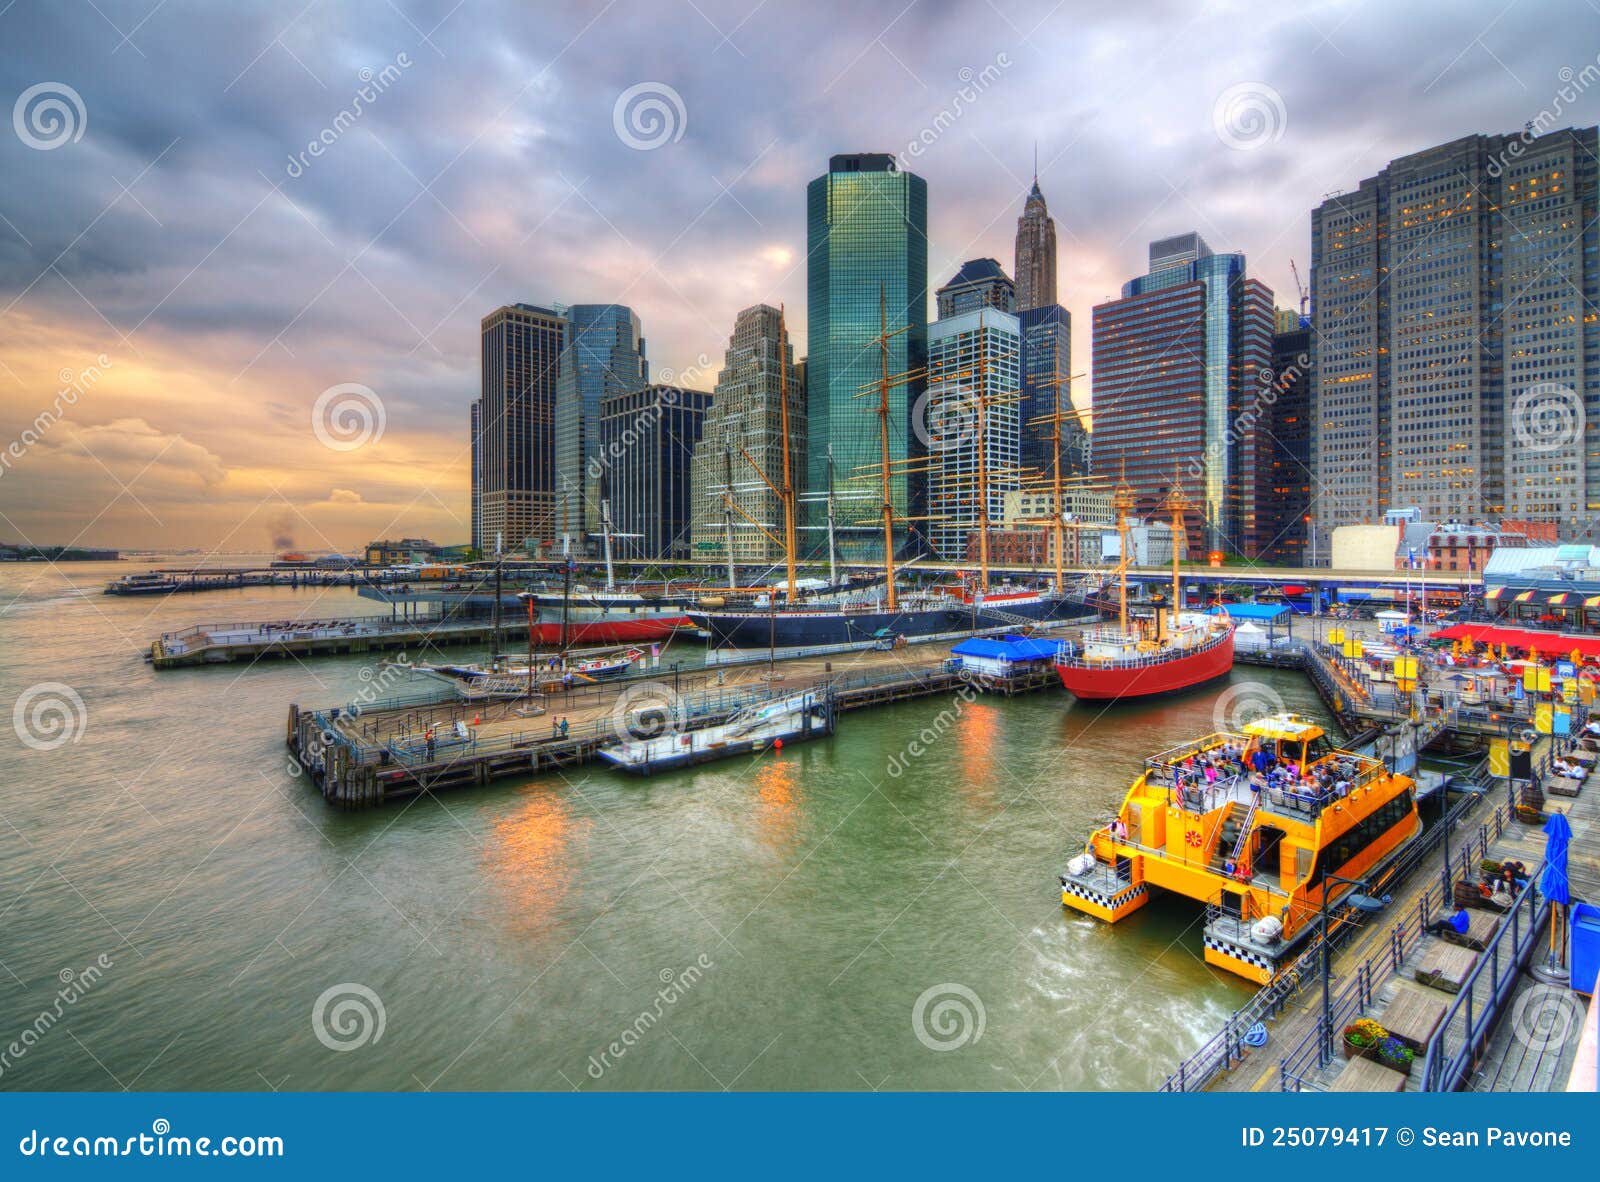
[1053,475,1232,700]
[689,295,1093,650]
[522,585,694,645]
[1057,713,1421,983]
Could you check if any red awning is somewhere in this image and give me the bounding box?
[1431,622,1600,658]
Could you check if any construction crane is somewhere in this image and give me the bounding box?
[1289,258,1309,322]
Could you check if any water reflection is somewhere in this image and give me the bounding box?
[483,788,588,934]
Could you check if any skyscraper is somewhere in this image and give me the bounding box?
[806,153,928,559]
[689,304,804,563]
[1014,173,1057,311]
[935,258,1015,319]
[1259,317,1312,566]
[1310,128,1600,556]
[598,383,712,560]
[479,303,564,552]
[554,303,648,548]
[926,309,1022,561]
[1091,233,1274,555]
[469,399,482,554]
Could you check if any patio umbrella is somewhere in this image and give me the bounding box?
[1539,811,1573,973]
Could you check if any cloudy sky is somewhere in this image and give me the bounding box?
[0,0,1590,552]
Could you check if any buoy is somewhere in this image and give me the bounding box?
[774,739,783,750]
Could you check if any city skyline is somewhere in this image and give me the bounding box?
[0,1,1592,549]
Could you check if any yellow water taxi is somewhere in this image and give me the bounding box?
[1058,713,1420,983]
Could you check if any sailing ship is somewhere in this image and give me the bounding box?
[1057,713,1420,983]
[1053,474,1233,700]
[688,296,1092,650]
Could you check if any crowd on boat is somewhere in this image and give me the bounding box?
[1155,740,1368,814]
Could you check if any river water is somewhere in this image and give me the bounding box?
[0,559,1333,1091]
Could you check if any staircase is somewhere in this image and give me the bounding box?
[1209,796,1260,875]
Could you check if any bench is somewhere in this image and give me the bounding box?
[1441,910,1501,952]
[1331,1055,1407,1091]
[1416,943,1479,994]
[1548,774,1584,799]
[1379,983,1448,1053]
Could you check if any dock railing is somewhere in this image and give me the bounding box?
[1159,757,1501,1093]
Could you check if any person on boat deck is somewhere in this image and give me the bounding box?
[1251,747,1275,774]
[1203,762,1218,785]
[1426,907,1472,937]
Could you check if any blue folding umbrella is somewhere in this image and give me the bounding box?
[1540,811,1573,970]
[1541,812,1572,906]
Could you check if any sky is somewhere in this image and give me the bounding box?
[0,0,1593,552]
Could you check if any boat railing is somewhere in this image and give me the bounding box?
[1162,769,1502,1093]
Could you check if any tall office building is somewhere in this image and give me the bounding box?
[1259,318,1312,566]
[1311,128,1600,556]
[936,258,1015,319]
[1090,232,1274,555]
[554,303,648,548]
[806,153,928,559]
[469,399,482,553]
[1017,304,1085,480]
[479,303,565,552]
[1014,173,1058,311]
[598,383,712,560]
[926,310,1022,560]
[689,305,804,563]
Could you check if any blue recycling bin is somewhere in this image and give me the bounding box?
[1572,902,1600,997]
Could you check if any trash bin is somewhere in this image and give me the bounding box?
[1572,902,1600,997]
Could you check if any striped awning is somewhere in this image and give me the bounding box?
[1547,593,1571,606]
[1514,590,1537,603]
[1586,595,1600,609]
[1485,587,1507,600]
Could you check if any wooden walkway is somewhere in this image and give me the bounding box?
[1212,762,1600,1092]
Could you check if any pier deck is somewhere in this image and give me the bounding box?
[151,612,536,668]
[288,633,1071,807]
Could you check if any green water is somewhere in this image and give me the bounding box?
[0,560,1332,1090]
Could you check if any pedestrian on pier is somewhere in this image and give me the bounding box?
[559,717,569,739]
[425,729,436,760]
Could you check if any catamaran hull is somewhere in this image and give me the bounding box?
[1054,631,1235,701]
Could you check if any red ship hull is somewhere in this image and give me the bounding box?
[531,617,691,645]
[1054,630,1235,701]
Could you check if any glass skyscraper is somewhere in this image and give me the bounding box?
[805,154,928,559]
[1091,233,1274,556]
[479,303,564,553]
[554,303,648,546]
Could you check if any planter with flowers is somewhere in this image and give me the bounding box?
[1373,1036,1415,1076]
[1342,1018,1387,1060]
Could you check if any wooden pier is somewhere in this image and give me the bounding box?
[151,612,535,668]
[286,641,1067,808]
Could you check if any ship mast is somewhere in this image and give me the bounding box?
[777,305,799,603]
[1161,469,1191,643]
[877,286,898,611]
[1114,465,1134,637]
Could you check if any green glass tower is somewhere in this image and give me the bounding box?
[805,154,927,559]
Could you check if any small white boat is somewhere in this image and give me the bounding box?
[598,691,834,775]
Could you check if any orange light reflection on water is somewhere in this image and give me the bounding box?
[956,701,1001,808]
[754,755,800,851]
[483,789,590,934]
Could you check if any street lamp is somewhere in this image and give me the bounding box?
[1319,872,1372,1063]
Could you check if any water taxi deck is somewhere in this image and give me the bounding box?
[1060,713,1421,983]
